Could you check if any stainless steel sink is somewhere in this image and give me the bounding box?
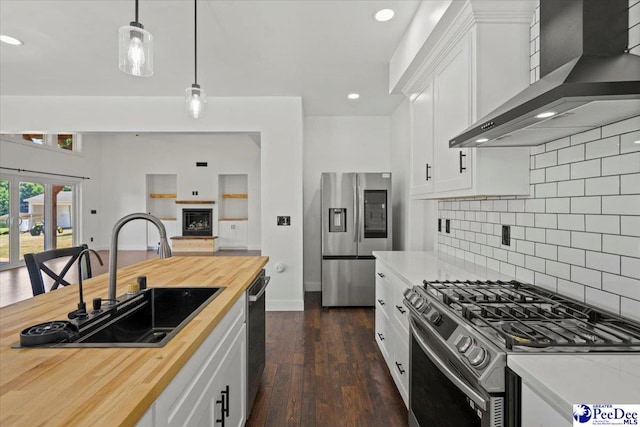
[16,287,224,348]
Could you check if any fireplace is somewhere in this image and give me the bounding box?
[182,209,213,236]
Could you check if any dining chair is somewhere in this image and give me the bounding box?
[24,244,93,296]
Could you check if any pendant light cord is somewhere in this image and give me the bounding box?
[194,0,198,85]
[134,0,139,23]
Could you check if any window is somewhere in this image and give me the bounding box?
[2,133,80,152]
[57,134,73,151]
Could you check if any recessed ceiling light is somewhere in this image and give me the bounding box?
[476,138,489,143]
[375,9,395,22]
[348,93,360,100]
[634,140,640,144]
[0,34,23,46]
[535,111,556,119]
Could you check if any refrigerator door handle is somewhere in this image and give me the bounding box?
[353,178,358,243]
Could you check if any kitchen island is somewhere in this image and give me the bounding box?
[0,255,268,426]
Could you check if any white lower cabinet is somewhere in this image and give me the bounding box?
[138,294,247,427]
[375,260,411,407]
[521,381,570,427]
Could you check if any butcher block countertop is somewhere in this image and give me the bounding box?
[0,255,268,427]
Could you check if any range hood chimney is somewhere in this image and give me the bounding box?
[450,0,640,148]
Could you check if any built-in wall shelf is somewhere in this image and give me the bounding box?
[222,193,248,199]
[219,218,248,221]
[175,200,216,204]
[157,217,177,221]
[150,193,177,199]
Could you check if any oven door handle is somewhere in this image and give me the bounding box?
[249,276,271,303]
[410,318,489,411]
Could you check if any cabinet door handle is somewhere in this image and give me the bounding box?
[222,385,230,417]
[377,299,385,306]
[425,163,431,181]
[377,332,385,341]
[459,151,467,173]
[395,362,405,375]
[396,305,407,314]
[215,398,225,426]
[377,272,385,278]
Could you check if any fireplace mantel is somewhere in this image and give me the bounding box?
[175,200,215,204]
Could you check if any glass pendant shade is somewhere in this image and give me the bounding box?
[186,84,206,119]
[118,22,153,77]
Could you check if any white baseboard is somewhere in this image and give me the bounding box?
[266,299,304,311]
[304,281,321,292]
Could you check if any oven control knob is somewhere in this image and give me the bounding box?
[466,346,489,368]
[414,297,426,311]
[454,335,474,354]
[428,310,442,325]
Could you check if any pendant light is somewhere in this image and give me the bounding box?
[118,0,153,77]
[186,0,206,119]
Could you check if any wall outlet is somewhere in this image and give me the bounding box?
[192,191,198,196]
[90,237,94,242]
[445,219,450,234]
[277,216,291,226]
[90,209,97,214]
[438,218,442,232]
[502,225,511,246]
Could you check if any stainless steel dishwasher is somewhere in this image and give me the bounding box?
[246,270,270,417]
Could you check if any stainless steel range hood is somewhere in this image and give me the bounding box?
[450,0,640,148]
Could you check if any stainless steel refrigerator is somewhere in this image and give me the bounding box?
[321,172,392,307]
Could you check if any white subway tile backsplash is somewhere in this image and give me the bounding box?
[602,195,640,215]
[535,151,557,169]
[622,256,640,280]
[557,180,585,197]
[621,216,640,237]
[535,213,557,229]
[602,116,640,138]
[585,288,620,314]
[536,182,557,198]
[536,243,558,260]
[526,227,546,243]
[557,279,585,301]
[571,159,601,179]
[585,215,620,234]
[546,137,570,152]
[534,272,557,291]
[558,214,585,231]
[517,240,535,256]
[545,165,570,182]
[603,273,640,300]
[526,255,546,273]
[620,130,640,154]
[546,260,570,280]
[571,231,602,251]
[586,251,620,274]
[570,128,601,146]
[603,235,640,257]
[558,247,586,267]
[585,176,619,196]
[516,267,535,284]
[585,136,621,160]
[525,199,546,213]
[571,266,602,288]
[602,152,640,176]
[546,229,571,247]
[571,196,601,214]
[558,145,585,164]
[621,298,640,322]
[516,213,535,227]
[436,117,640,314]
[621,173,640,194]
[546,198,570,213]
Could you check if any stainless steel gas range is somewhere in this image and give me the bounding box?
[403,279,640,427]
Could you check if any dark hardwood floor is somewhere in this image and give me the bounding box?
[247,292,408,427]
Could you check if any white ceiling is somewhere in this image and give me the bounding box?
[0,0,421,116]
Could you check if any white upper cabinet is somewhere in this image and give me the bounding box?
[404,1,536,199]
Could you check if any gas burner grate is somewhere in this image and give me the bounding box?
[422,279,640,350]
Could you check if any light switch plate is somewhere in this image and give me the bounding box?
[277,216,291,226]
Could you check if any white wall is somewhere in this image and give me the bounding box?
[390,99,411,251]
[0,95,304,311]
[303,116,392,291]
[95,133,261,251]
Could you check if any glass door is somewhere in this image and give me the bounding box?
[0,174,76,270]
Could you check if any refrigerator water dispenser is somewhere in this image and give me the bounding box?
[329,208,346,232]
